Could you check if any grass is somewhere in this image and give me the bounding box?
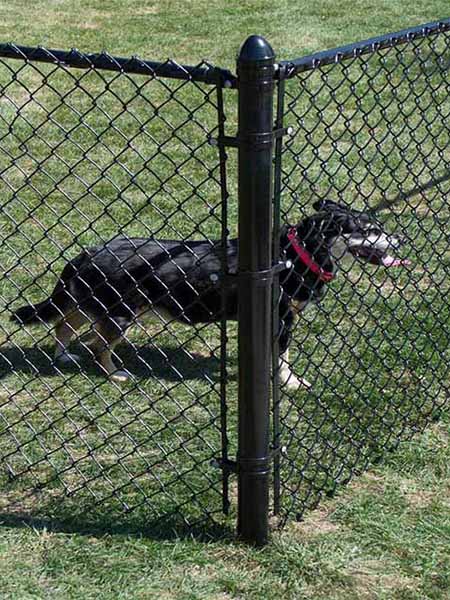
[0,1,450,598]
[0,418,448,599]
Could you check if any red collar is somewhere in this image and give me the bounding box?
[287,227,335,282]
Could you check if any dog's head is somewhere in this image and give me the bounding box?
[295,199,410,269]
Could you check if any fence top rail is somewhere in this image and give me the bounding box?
[0,42,237,88]
[278,17,450,76]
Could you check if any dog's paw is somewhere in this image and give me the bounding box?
[286,375,311,390]
[110,370,131,383]
[56,352,81,366]
[280,370,312,390]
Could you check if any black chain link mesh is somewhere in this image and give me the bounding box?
[2,21,449,540]
[0,44,235,535]
[273,22,450,524]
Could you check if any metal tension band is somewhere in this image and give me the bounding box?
[216,259,291,287]
[212,446,286,475]
[208,126,293,149]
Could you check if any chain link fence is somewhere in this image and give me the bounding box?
[0,19,449,543]
[0,44,236,536]
[272,20,450,524]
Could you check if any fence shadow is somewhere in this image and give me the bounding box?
[0,343,228,383]
[0,509,234,542]
[0,342,234,543]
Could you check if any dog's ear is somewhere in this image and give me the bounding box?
[312,199,340,212]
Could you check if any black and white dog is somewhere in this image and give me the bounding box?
[11,200,409,386]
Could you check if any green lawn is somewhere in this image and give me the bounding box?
[0,1,449,598]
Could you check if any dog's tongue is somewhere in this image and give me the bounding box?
[382,255,411,267]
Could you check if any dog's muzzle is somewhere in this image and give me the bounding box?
[349,244,411,267]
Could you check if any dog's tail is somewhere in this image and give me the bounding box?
[10,298,62,325]
[10,278,70,325]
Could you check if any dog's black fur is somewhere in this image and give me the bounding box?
[11,200,406,384]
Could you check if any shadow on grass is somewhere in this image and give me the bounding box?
[0,508,234,542]
[0,343,236,542]
[0,342,229,383]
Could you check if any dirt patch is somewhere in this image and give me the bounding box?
[289,504,340,537]
[134,6,160,16]
[346,471,443,509]
[347,559,418,598]
[78,21,101,30]
[347,471,385,495]
[396,478,435,509]
[429,422,449,442]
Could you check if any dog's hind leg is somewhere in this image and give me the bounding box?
[88,316,131,383]
[54,310,87,366]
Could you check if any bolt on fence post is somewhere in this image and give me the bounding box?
[236,35,276,545]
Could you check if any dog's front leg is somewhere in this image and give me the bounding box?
[279,348,311,390]
[278,302,311,390]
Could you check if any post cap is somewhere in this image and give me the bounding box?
[238,35,275,63]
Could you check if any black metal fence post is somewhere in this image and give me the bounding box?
[236,35,276,545]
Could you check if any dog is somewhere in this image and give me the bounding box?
[10,200,410,387]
